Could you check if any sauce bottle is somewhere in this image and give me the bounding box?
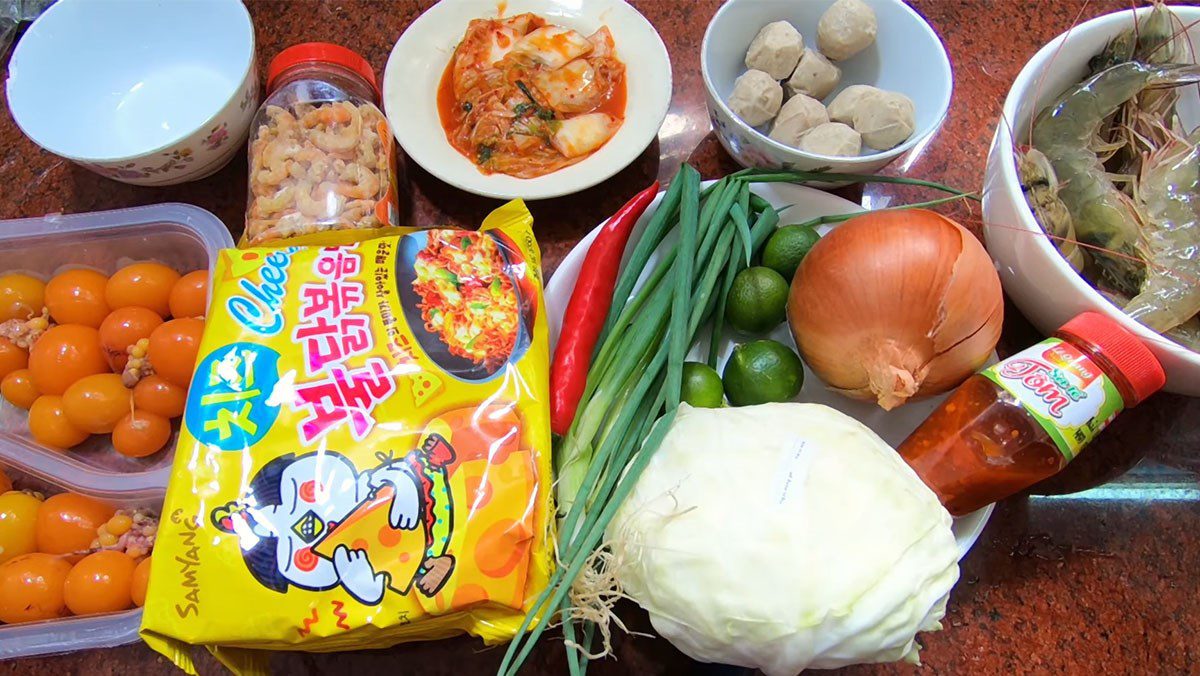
[899,312,1165,516]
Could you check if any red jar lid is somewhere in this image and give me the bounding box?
[1057,312,1165,405]
[267,42,379,99]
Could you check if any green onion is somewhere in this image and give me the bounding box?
[736,168,980,201]
[730,203,754,267]
[667,165,699,409]
[599,177,685,342]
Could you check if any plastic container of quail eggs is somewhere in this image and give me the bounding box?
[0,204,232,495]
[0,460,163,659]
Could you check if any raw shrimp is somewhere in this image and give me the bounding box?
[1089,3,1181,74]
[1099,287,1200,351]
[1124,127,1200,332]
[1097,5,1187,175]
[1031,61,1200,293]
[1016,146,1086,271]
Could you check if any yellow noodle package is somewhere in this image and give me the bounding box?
[141,201,553,673]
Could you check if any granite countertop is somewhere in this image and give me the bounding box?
[3,1,1200,674]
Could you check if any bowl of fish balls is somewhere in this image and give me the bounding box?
[701,0,952,178]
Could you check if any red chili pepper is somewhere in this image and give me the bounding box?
[550,181,660,436]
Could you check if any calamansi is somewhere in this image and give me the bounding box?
[722,339,805,406]
[726,267,789,335]
[681,362,725,408]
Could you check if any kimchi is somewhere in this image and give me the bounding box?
[437,13,627,179]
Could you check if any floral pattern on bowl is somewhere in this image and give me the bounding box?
[202,123,230,151]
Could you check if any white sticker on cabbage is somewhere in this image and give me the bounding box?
[609,403,960,676]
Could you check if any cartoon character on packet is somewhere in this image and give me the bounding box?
[210,434,457,605]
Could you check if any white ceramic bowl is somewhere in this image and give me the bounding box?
[983,6,1200,396]
[382,0,671,200]
[6,0,257,186]
[702,0,952,176]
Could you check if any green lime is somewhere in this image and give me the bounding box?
[762,224,820,281]
[725,266,789,335]
[722,339,805,406]
[681,361,724,408]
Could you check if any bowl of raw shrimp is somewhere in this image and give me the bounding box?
[983,5,1200,395]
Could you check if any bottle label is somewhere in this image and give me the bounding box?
[979,338,1125,460]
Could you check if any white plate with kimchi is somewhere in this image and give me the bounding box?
[383,0,671,200]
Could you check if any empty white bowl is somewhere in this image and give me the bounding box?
[702,0,952,176]
[383,0,671,200]
[7,0,257,186]
[983,6,1200,395]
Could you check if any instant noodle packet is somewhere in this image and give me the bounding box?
[140,201,553,673]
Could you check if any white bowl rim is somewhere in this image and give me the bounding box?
[5,0,255,164]
[991,4,1200,369]
[700,0,954,165]
[382,0,672,201]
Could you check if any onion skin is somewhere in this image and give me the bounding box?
[786,209,1003,410]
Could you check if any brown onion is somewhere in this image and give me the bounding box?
[787,209,1003,410]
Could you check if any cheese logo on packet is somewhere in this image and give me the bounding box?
[140,201,553,673]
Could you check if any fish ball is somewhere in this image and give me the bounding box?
[817,0,878,61]
[826,84,884,125]
[727,69,784,127]
[769,94,830,146]
[787,49,842,100]
[797,122,862,157]
[745,21,804,80]
[852,90,916,150]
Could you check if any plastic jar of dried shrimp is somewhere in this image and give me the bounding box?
[244,42,398,246]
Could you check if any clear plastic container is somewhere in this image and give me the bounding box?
[0,461,162,659]
[244,42,398,246]
[0,203,233,494]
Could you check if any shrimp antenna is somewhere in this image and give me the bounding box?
[1028,0,1093,148]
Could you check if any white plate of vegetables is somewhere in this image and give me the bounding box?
[545,176,993,560]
